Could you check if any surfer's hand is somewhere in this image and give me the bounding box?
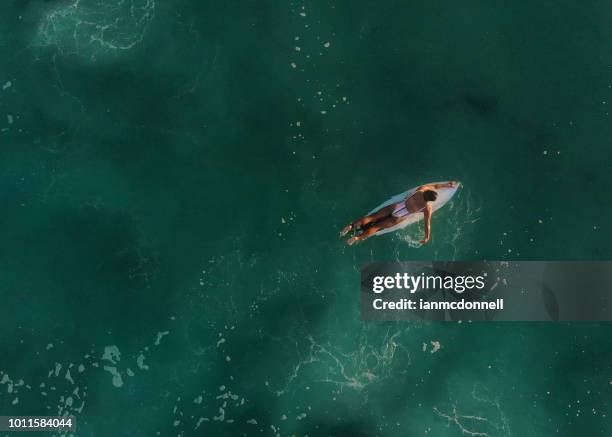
[419,238,430,245]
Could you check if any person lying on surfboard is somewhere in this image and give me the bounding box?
[340,181,459,246]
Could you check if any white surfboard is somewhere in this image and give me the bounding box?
[366,181,461,236]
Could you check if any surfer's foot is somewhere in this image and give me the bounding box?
[340,224,353,237]
[347,236,359,246]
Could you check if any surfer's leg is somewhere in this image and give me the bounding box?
[341,205,396,236]
[363,205,397,224]
[347,216,402,245]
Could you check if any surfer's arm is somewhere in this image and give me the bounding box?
[418,181,457,191]
[420,206,433,245]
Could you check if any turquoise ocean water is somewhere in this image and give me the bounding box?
[0,1,611,435]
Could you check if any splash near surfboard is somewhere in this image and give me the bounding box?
[340,181,461,245]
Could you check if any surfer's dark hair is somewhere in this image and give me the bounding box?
[423,190,438,202]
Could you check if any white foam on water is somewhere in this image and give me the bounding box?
[136,353,149,370]
[154,331,169,346]
[102,345,121,364]
[34,0,156,60]
[103,366,123,388]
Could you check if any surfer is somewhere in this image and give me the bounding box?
[340,181,459,245]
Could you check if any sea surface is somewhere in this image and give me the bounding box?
[0,1,611,436]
